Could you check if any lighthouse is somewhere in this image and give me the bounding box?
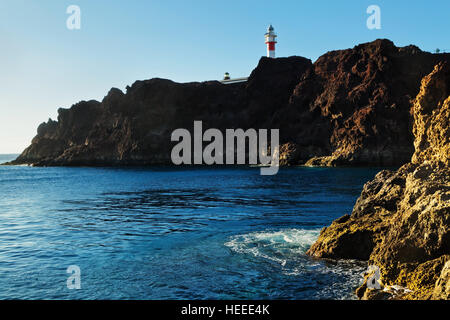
[264,25,277,58]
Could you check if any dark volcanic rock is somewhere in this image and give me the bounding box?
[297,39,449,166]
[10,57,312,166]
[7,39,450,166]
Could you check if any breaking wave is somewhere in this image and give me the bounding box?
[225,228,366,299]
[225,228,320,266]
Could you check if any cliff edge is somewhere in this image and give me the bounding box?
[7,39,450,167]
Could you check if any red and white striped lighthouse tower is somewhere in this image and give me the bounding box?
[264,25,277,58]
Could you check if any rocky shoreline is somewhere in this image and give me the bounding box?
[307,62,450,300]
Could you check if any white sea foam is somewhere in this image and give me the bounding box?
[224,228,320,265]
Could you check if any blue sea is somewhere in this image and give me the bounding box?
[0,154,382,300]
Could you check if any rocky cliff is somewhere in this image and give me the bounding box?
[8,39,450,166]
[9,56,311,166]
[307,62,450,300]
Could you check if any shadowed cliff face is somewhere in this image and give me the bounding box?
[11,57,311,166]
[307,62,450,300]
[9,39,450,166]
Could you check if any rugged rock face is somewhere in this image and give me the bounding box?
[282,39,449,165]
[307,62,450,300]
[9,57,311,166]
[433,260,450,299]
[7,39,449,166]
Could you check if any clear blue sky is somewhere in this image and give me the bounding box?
[0,0,449,153]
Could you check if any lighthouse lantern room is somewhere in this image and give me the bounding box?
[264,25,277,58]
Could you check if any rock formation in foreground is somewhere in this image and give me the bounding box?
[307,62,450,300]
[7,39,450,166]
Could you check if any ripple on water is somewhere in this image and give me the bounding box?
[0,165,381,299]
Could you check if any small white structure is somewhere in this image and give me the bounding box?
[219,76,248,84]
[219,72,248,84]
[264,25,277,58]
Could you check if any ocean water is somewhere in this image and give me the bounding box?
[0,154,382,299]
